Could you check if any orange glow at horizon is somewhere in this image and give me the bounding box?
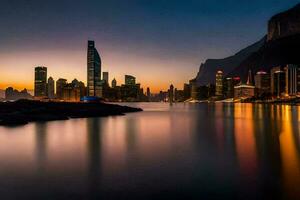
[0,47,197,93]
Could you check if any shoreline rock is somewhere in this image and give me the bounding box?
[0,99,142,127]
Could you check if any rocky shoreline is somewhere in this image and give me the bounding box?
[0,100,142,126]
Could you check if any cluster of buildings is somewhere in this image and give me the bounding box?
[32,40,149,102]
[189,64,300,101]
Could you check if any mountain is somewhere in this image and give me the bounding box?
[228,33,300,80]
[228,3,300,81]
[194,3,300,85]
[194,37,265,86]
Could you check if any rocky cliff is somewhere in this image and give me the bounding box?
[195,37,265,86]
[194,3,300,85]
[268,3,300,41]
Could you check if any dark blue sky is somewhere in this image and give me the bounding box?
[0,0,299,91]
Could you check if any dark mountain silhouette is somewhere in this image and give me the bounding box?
[195,37,265,86]
[228,33,300,81]
[194,3,300,85]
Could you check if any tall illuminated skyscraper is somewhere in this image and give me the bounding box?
[34,66,47,97]
[87,40,101,97]
[215,70,223,96]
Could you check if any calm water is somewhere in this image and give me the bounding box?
[0,103,300,199]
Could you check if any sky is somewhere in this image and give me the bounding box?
[0,0,299,93]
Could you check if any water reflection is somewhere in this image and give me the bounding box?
[0,103,299,199]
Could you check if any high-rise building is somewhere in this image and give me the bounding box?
[215,70,223,96]
[112,78,117,88]
[47,77,55,99]
[125,75,136,85]
[103,72,109,84]
[146,87,151,100]
[87,40,101,97]
[183,83,191,100]
[271,66,281,94]
[254,71,270,95]
[274,70,286,97]
[72,79,86,97]
[169,84,174,103]
[285,64,300,95]
[56,78,67,99]
[34,66,47,97]
[225,78,234,98]
[246,70,253,85]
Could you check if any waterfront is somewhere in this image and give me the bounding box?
[0,103,300,199]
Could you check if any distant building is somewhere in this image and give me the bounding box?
[56,78,67,99]
[246,70,254,85]
[146,87,151,101]
[169,84,174,103]
[102,72,109,84]
[254,71,270,95]
[112,78,117,88]
[234,84,255,99]
[87,40,102,97]
[190,79,198,100]
[215,70,223,96]
[285,64,300,95]
[5,87,32,101]
[183,83,191,100]
[225,77,241,98]
[34,66,47,97]
[62,83,80,102]
[125,75,136,85]
[47,77,55,99]
[271,66,281,94]
[72,79,86,98]
[274,70,286,97]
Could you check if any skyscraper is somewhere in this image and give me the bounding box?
[47,77,55,99]
[102,72,109,85]
[169,84,174,103]
[271,66,281,94]
[254,71,270,95]
[34,66,47,97]
[215,70,223,96]
[112,78,117,88]
[87,40,101,97]
[125,75,136,85]
[146,87,151,100]
[56,78,67,99]
[285,64,299,95]
[274,70,286,97]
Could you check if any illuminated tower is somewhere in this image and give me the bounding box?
[34,66,47,97]
[215,70,223,96]
[87,40,101,97]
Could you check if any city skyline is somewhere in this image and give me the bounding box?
[0,0,299,92]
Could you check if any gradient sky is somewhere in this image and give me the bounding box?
[0,0,299,92]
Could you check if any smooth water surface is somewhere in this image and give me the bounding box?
[0,103,300,199]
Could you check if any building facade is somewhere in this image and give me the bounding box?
[234,84,255,99]
[125,75,136,85]
[47,77,55,99]
[56,78,67,99]
[285,64,300,95]
[274,70,286,97]
[254,71,270,95]
[102,72,109,84]
[34,66,47,97]
[215,70,223,96]
[87,40,102,97]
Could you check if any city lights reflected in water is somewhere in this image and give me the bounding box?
[0,103,300,199]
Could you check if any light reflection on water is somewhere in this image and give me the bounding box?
[0,103,300,199]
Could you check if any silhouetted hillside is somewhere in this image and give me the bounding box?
[195,37,266,86]
[228,33,300,81]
